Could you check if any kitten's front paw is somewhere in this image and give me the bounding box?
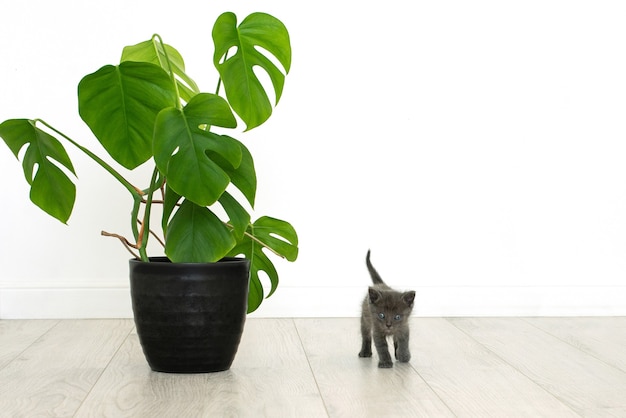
[359,350,372,358]
[378,360,393,368]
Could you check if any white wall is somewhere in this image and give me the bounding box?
[1,0,626,318]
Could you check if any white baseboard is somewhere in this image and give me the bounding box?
[0,287,133,319]
[1,285,625,319]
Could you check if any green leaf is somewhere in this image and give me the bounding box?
[0,119,76,223]
[165,199,236,263]
[78,61,178,170]
[219,191,251,240]
[206,136,256,207]
[213,12,291,130]
[153,93,240,206]
[121,38,200,103]
[251,216,299,262]
[228,216,298,312]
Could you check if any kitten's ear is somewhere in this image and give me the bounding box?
[368,287,382,304]
[402,291,416,307]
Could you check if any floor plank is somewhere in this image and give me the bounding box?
[0,319,58,369]
[1,317,624,417]
[414,318,579,417]
[450,317,626,417]
[294,318,455,417]
[0,319,133,417]
[76,318,327,417]
[524,316,626,373]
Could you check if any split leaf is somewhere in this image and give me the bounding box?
[0,119,76,223]
[213,12,291,130]
[153,93,239,206]
[228,216,298,312]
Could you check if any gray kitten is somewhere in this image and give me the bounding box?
[359,250,416,368]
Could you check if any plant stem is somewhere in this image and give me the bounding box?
[152,34,182,111]
[35,119,152,258]
[34,119,142,199]
[100,230,140,259]
[214,51,227,96]
[130,198,142,250]
[215,77,223,96]
[137,219,166,248]
[137,167,161,261]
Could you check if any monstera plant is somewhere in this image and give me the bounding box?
[0,11,298,313]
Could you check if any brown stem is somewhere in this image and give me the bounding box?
[136,219,145,249]
[101,231,140,259]
[137,219,165,248]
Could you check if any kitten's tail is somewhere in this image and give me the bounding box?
[366,250,385,285]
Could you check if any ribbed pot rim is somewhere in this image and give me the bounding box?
[129,256,248,266]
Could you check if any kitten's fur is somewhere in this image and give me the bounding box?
[359,250,416,368]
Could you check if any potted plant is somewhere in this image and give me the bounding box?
[0,11,298,373]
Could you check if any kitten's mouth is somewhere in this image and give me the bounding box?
[383,328,394,335]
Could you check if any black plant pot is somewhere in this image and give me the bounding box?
[129,256,250,373]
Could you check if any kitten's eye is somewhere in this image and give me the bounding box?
[378,313,385,320]
[394,314,402,321]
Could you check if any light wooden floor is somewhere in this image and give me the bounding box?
[1,318,626,417]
